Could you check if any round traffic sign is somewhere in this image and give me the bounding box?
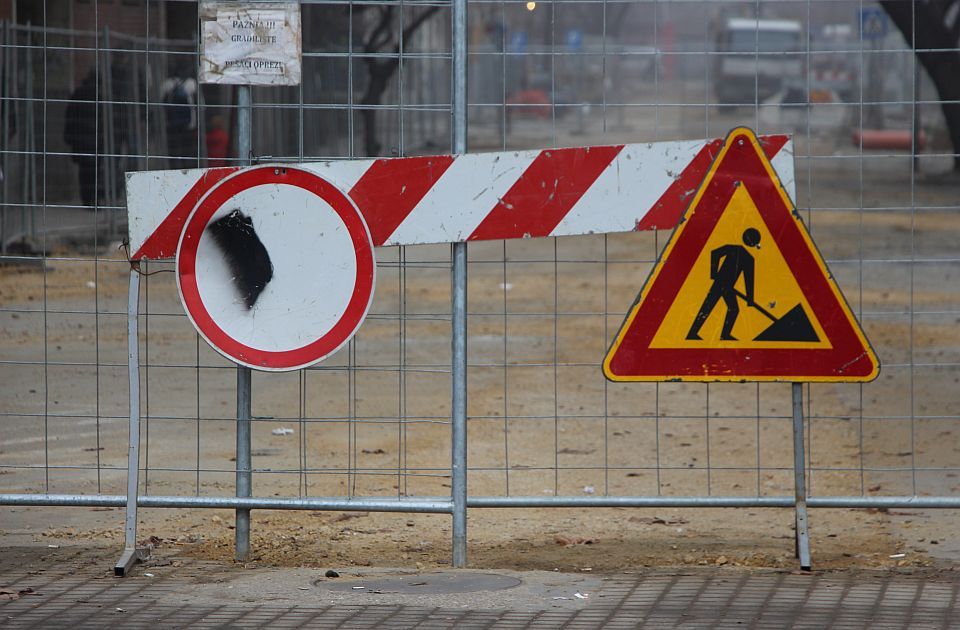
[176,166,375,371]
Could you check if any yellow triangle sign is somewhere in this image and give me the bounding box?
[604,127,879,382]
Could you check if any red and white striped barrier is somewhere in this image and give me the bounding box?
[126,134,794,260]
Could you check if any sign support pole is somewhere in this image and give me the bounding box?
[450,0,468,569]
[115,267,146,576]
[792,382,811,570]
[235,82,253,563]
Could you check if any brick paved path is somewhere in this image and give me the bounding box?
[3,548,959,628]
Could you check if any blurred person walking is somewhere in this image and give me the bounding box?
[161,60,198,169]
[206,114,229,167]
[64,69,101,208]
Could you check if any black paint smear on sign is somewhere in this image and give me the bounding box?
[206,209,274,309]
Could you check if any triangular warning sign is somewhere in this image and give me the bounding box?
[603,127,879,383]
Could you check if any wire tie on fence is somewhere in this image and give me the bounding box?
[121,239,171,276]
[120,239,136,270]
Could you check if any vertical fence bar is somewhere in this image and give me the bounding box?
[102,26,117,237]
[115,268,144,576]
[912,68,921,171]
[450,0,468,569]
[1,19,7,254]
[22,24,31,237]
[793,382,811,570]
[235,83,253,562]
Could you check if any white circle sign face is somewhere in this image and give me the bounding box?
[195,184,359,352]
[176,167,376,371]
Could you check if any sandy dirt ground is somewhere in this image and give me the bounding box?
[2,102,960,575]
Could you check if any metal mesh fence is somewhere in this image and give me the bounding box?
[1,0,959,560]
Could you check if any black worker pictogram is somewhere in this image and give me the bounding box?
[685,227,819,343]
[686,228,761,341]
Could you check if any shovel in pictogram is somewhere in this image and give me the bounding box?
[734,289,819,342]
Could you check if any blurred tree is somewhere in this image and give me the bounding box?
[881,0,960,170]
[358,5,441,157]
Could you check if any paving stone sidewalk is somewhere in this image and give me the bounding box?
[2,546,959,629]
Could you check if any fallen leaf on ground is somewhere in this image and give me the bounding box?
[139,535,162,548]
[0,587,39,601]
[629,516,689,525]
[555,536,598,547]
[334,512,368,522]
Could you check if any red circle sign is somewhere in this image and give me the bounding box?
[176,166,375,371]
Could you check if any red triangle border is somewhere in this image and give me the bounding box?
[603,128,879,383]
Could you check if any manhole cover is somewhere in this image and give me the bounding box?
[323,572,521,595]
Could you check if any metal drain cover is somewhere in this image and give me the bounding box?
[325,572,521,595]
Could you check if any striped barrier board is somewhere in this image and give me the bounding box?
[125,133,795,370]
[126,135,794,260]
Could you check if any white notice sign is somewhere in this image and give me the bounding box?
[200,1,301,86]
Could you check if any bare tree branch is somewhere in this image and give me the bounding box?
[399,6,441,53]
[945,0,960,43]
[358,5,442,156]
[364,6,396,53]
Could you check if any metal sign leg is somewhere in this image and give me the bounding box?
[233,79,253,563]
[451,242,467,568]
[236,366,252,562]
[450,0,468,569]
[792,382,812,570]
[115,267,147,576]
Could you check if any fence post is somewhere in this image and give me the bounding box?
[793,382,811,570]
[235,83,253,562]
[450,0,468,569]
[115,267,145,576]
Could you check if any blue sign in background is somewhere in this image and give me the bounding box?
[859,7,889,40]
[509,30,527,53]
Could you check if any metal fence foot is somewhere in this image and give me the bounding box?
[114,547,147,577]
